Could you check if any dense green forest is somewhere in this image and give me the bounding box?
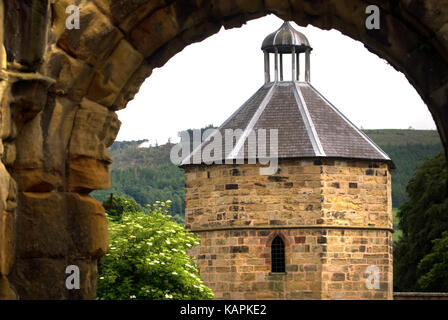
[394,151,448,292]
[91,129,443,221]
[364,129,443,207]
[92,142,185,223]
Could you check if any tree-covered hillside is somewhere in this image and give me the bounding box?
[363,129,443,207]
[91,129,444,221]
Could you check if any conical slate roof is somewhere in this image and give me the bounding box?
[181,81,392,166]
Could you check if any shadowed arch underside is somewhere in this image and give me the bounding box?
[0,0,447,299]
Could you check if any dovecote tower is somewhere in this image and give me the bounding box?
[181,22,393,300]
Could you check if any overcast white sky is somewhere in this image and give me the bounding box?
[116,15,436,145]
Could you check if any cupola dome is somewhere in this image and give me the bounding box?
[261,21,312,53]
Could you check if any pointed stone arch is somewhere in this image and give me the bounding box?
[0,0,447,299]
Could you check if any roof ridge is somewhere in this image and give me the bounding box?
[227,83,277,160]
[305,83,391,161]
[181,83,271,165]
[293,82,326,156]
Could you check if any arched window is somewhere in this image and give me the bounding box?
[271,236,285,272]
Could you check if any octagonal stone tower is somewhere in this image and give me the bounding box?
[181,22,394,300]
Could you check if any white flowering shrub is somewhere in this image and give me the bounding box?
[97,201,214,300]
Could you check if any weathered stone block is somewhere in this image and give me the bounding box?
[0,276,17,299]
[66,258,98,300]
[0,212,15,276]
[56,2,123,66]
[12,169,60,193]
[87,39,143,107]
[68,157,111,192]
[10,258,68,299]
[41,45,94,101]
[14,111,43,169]
[4,0,48,70]
[43,97,79,171]
[111,62,153,111]
[129,6,179,57]
[0,92,15,140]
[66,193,108,259]
[69,98,121,162]
[16,192,68,258]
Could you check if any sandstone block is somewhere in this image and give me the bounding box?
[3,0,48,70]
[13,108,65,192]
[57,2,123,66]
[12,169,60,193]
[11,79,50,126]
[16,192,68,258]
[111,63,153,111]
[94,0,165,31]
[130,6,180,57]
[50,0,86,43]
[14,111,43,169]
[87,39,143,106]
[69,98,121,162]
[0,276,17,300]
[42,45,94,101]
[66,258,98,300]
[68,157,111,192]
[0,92,15,140]
[10,258,69,300]
[1,142,15,167]
[44,97,79,171]
[0,212,15,275]
[0,162,10,211]
[66,193,108,258]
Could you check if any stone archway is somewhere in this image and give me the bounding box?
[0,0,447,299]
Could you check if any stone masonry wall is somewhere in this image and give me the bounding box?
[184,158,393,299]
[0,0,446,299]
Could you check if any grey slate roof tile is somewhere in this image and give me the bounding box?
[181,81,392,166]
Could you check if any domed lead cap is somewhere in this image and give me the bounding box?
[261,21,312,53]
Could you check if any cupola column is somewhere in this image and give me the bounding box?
[291,47,296,81]
[274,48,279,82]
[264,51,270,83]
[280,54,284,81]
[305,48,311,82]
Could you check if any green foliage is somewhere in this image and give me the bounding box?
[392,208,402,242]
[417,232,448,291]
[380,143,443,207]
[362,129,442,146]
[102,194,142,221]
[393,151,448,292]
[92,164,185,220]
[97,201,214,300]
[363,130,442,208]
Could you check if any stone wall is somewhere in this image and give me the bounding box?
[0,1,120,299]
[184,159,393,299]
[394,292,448,300]
[0,0,446,299]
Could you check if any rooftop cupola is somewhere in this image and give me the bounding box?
[261,21,312,83]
